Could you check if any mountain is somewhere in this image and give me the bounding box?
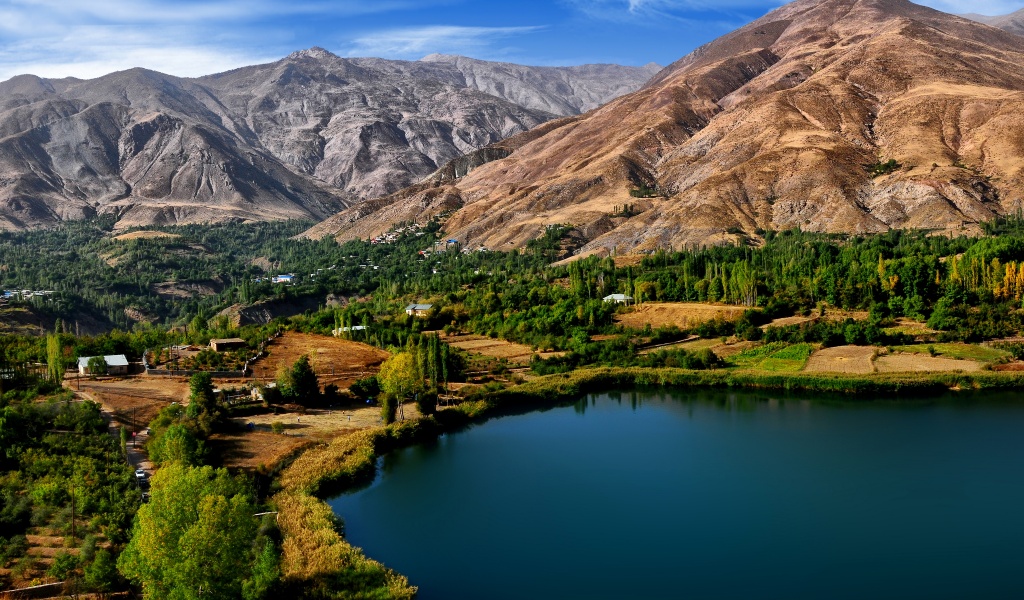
[0,50,658,231]
[307,0,1024,255]
[963,9,1024,36]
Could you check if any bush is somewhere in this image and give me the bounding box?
[47,551,78,580]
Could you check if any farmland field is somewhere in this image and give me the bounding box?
[804,346,877,374]
[616,302,748,329]
[254,332,389,387]
[875,354,983,373]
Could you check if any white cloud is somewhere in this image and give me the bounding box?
[566,0,780,22]
[0,0,443,81]
[342,25,545,60]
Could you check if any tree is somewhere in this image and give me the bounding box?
[117,464,274,600]
[187,372,220,436]
[46,335,64,384]
[87,356,108,377]
[282,355,320,404]
[377,352,418,424]
[378,352,418,402]
[149,424,205,466]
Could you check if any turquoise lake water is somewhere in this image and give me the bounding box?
[329,390,1024,599]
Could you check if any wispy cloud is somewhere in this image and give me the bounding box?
[342,25,546,60]
[565,0,779,22]
[0,0,443,81]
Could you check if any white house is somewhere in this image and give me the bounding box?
[405,303,433,317]
[603,294,634,305]
[272,274,296,284]
[78,354,130,375]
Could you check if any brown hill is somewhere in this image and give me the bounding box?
[0,50,657,231]
[963,9,1024,36]
[308,0,1024,255]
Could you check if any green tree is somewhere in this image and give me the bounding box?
[283,355,320,404]
[46,334,64,384]
[149,424,205,466]
[187,372,219,436]
[87,356,108,377]
[84,548,119,592]
[117,464,271,599]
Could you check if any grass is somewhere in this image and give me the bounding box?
[758,343,813,372]
[891,343,1010,362]
[727,342,812,371]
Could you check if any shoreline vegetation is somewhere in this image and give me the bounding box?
[274,366,1024,596]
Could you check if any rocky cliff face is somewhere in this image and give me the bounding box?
[309,0,1024,254]
[0,49,657,230]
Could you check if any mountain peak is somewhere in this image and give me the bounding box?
[287,47,339,61]
[420,53,460,62]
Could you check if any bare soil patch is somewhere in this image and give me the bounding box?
[76,377,190,428]
[616,302,748,329]
[152,280,222,299]
[805,345,877,374]
[764,315,818,328]
[446,334,537,364]
[875,354,982,373]
[254,332,389,388]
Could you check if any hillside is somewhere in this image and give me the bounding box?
[0,50,657,231]
[963,9,1024,36]
[308,0,1024,254]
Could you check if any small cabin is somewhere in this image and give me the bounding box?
[603,294,634,305]
[77,354,130,375]
[405,303,433,317]
[210,338,247,352]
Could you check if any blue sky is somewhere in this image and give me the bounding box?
[0,0,1022,81]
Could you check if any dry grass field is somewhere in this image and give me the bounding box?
[213,403,422,470]
[616,302,748,329]
[875,354,982,373]
[804,346,877,374]
[446,334,537,364]
[254,332,389,387]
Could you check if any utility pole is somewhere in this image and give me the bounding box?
[70,475,75,544]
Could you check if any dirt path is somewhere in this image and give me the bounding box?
[74,388,153,488]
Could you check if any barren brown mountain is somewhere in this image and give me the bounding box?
[0,50,657,231]
[963,9,1024,36]
[307,0,1024,255]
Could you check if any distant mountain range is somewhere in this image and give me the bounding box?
[307,0,1024,254]
[963,8,1024,36]
[0,50,659,230]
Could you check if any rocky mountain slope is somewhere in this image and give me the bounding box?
[308,0,1024,255]
[963,9,1024,36]
[0,50,657,231]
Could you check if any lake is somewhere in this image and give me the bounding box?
[328,390,1024,599]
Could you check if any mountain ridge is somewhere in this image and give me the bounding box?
[307,0,1024,254]
[0,51,658,231]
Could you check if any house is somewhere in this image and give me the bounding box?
[210,338,247,352]
[603,294,634,305]
[272,274,296,284]
[77,354,130,375]
[332,326,368,336]
[405,303,433,317]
